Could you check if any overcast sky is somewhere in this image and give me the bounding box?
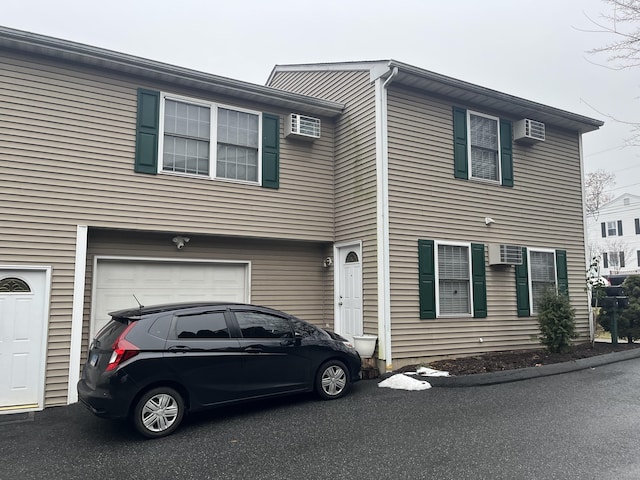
[3,0,639,197]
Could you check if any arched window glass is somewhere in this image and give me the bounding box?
[0,277,31,293]
[345,251,359,263]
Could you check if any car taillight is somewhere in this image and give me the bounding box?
[105,323,139,372]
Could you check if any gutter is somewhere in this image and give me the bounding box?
[375,66,398,372]
[0,26,344,119]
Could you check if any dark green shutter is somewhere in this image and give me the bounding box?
[471,243,487,318]
[418,240,436,319]
[134,88,160,174]
[452,107,468,179]
[601,222,607,238]
[262,113,280,189]
[515,247,530,317]
[500,119,513,187]
[555,249,568,296]
[618,220,623,236]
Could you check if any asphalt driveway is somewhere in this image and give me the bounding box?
[4,357,640,480]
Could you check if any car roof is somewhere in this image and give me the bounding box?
[109,302,250,319]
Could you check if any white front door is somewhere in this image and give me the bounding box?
[0,270,48,411]
[335,244,363,342]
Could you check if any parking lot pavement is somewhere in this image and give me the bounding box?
[5,357,640,480]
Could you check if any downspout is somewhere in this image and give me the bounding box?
[375,66,398,372]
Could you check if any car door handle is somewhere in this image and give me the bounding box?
[168,345,192,352]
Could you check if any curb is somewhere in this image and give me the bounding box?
[397,348,640,387]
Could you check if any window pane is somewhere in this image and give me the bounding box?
[164,136,209,175]
[176,312,229,338]
[236,311,293,339]
[164,100,210,139]
[217,145,258,182]
[470,114,499,181]
[530,251,555,282]
[438,245,471,315]
[470,114,498,150]
[162,99,211,176]
[471,149,498,180]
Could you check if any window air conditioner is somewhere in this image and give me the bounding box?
[514,119,545,144]
[488,244,524,265]
[286,113,321,140]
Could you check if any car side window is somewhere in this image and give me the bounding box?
[175,312,229,339]
[235,311,293,339]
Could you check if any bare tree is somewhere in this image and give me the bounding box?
[584,169,616,220]
[584,0,640,146]
[587,0,640,70]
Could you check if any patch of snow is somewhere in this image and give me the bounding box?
[402,367,450,377]
[415,366,449,377]
[378,374,432,391]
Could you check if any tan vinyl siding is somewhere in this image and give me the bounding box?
[1,52,335,242]
[270,70,379,335]
[78,229,334,382]
[386,87,589,365]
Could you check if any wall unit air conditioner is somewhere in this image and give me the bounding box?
[514,119,545,144]
[488,244,524,265]
[286,113,321,140]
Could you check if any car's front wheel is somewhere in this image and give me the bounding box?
[316,360,349,400]
[132,387,184,438]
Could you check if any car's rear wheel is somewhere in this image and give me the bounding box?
[132,387,184,438]
[316,360,349,400]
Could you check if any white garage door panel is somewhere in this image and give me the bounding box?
[93,261,248,337]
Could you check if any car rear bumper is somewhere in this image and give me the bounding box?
[77,378,133,419]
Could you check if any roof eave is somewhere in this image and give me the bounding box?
[386,60,603,133]
[0,26,344,118]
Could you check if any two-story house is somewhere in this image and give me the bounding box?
[586,193,640,276]
[1,27,602,414]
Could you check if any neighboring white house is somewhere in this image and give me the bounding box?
[587,193,640,276]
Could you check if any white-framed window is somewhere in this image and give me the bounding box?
[528,249,557,314]
[603,251,625,270]
[607,221,619,236]
[159,93,261,184]
[468,111,501,183]
[435,241,472,316]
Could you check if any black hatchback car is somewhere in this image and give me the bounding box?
[78,302,361,438]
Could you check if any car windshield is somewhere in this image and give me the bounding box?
[323,329,348,342]
[290,317,329,339]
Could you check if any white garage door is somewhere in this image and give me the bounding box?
[93,260,248,337]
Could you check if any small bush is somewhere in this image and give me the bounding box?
[537,289,577,353]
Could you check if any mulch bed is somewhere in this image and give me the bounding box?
[396,342,640,376]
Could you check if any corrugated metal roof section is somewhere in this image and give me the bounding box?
[270,60,604,133]
[0,26,344,118]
